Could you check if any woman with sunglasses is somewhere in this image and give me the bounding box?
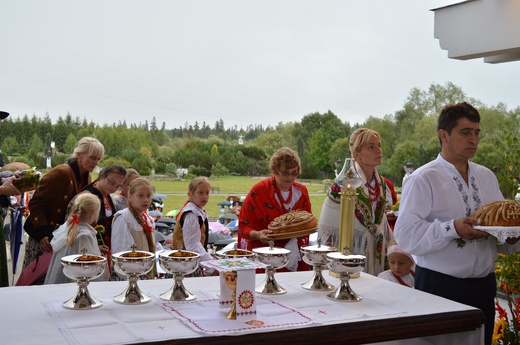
[80,164,126,250]
[238,147,311,272]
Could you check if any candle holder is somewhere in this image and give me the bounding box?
[336,157,363,254]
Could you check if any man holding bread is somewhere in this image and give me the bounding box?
[394,102,520,345]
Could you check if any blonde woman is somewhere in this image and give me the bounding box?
[318,128,394,276]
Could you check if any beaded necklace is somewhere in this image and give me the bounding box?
[391,270,415,288]
[275,185,293,213]
[366,174,380,203]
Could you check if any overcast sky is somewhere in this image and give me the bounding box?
[1,0,519,130]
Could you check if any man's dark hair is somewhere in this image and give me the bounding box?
[0,111,9,120]
[437,102,480,134]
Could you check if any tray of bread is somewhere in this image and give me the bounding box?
[472,200,520,244]
[473,226,520,244]
[270,227,317,240]
[267,210,318,240]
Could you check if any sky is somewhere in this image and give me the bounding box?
[1,0,520,130]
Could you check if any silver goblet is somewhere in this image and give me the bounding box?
[300,240,337,291]
[61,250,107,310]
[112,245,155,304]
[158,246,200,301]
[326,247,365,302]
[253,241,290,295]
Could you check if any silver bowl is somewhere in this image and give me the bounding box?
[300,240,337,291]
[216,247,255,260]
[61,252,107,310]
[112,247,155,304]
[253,241,290,295]
[326,250,366,302]
[158,248,200,301]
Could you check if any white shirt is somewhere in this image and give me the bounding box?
[111,208,155,254]
[181,202,213,262]
[377,270,414,288]
[45,221,109,284]
[394,154,520,278]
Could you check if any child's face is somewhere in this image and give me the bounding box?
[129,185,153,213]
[188,183,210,208]
[388,253,413,277]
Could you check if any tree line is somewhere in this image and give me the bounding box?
[1,82,519,198]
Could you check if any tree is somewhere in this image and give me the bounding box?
[63,134,78,155]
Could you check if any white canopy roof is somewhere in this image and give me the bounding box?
[433,0,520,63]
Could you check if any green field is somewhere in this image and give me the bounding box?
[149,175,328,220]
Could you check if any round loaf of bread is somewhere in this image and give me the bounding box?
[472,200,520,226]
[268,210,317,234]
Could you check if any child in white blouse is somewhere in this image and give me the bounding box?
[377,243,415,288]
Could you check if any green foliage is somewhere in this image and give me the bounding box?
[1,81,519,198]
[211,162,229,177]
[165,163,178,177]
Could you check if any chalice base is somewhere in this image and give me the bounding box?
[63,279,103,310]
[113,275,151,304]
[301,265,334,291]
[160,274,196,301]
[326,273,362,302]
[255,269,286,295]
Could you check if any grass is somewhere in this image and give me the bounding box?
[149,175,328,220]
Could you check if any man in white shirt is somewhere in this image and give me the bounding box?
[394,102,520,345]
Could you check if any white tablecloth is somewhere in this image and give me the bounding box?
[0,271,483,345]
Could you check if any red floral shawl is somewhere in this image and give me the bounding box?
[238,177,311,271]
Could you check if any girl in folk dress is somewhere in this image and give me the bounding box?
[171,176,216,276]
[377,243,415,288]
[45,193,109,284]
[111,177,156,255]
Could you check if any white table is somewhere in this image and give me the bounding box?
[0,271,484,345]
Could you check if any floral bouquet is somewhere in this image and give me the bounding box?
[493,253,520,344]
[94,224,111,274]
[94,225,106,247]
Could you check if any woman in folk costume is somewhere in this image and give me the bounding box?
[22,137,104,284]
[81,164,126,249]
[318,128,394,276]
[238,147,311,272]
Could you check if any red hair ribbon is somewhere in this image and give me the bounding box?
[140,212,154,233]
[71,213,80,226]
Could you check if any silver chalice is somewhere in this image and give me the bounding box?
[158,246,200,301]
[61,249,107,310]
[112,245,155,304]
[253,241,290,295]
[326,247,366,302]
[300,240,337,291]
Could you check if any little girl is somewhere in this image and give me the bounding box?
[171,176,215,275]
[377,243,415,288]
[111,177,156,254]
[45,193,110,284]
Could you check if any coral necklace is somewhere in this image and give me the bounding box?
[366,174,380,203]
[391,271,415,288]
[275,185,293,212]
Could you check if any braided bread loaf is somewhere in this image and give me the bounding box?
[473,200,520,226]
[268,210,317,234]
